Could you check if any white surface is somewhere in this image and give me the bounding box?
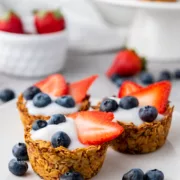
[93,0,180,61]
[109,97,163,126]
[31,117,85,150]
[26,99,80,116]
[0,100,180,179]
[1,0,127,53]
[0,30,68,77]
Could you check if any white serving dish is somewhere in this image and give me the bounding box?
[92,0,180,61]
[0,30,68,77]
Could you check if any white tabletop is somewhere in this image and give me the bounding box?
[0,52,180,111]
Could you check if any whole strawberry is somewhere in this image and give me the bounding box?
[34,9,65,34]
[0,11,24,33]
[106,49,146,77]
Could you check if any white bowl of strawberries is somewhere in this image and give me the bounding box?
[0,10,68,77]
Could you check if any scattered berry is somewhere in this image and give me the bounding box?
[69,75,98,103]
[110,73,121,82]
[175,69,180,79]
[139,106,158,122]
[74,111,124,145]
[100,98,118,112]
[8,159,28,176]
[23,86,41,100]
[144,169,164,180]
[119,96,139,109]
[158,70,172,81]
[48,114,66,125]
[60,171,84,180]
[12,143,28,161]
[122,168,144,180]
[0,89,15,102]
[34,9,65,34]
[33,93,51,107]
[35,74,68,97]
[118,81,142,98]
[114,78,126,87]
[51,131,71,148]
[0,11,24,33]
[32,120,48,131]
[140,72,154,85]
[55,96,75,108]
[106,49,144,77]
[129,81,171,114]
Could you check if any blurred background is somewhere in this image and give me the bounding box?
[0,0,180,109]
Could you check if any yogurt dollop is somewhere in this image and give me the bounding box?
[31,117,85,150]
[109,97,164,126]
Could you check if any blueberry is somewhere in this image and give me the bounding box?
[23,86,41,100]
[140,72,154,85]
[32,120,48,130]
[119,96,139,109]
[60,171,84,180]
[175,69,180,79]
[114,78,126,87]
[12,143,28,161]
[8,159,28,176]
[144,169,164,180]
[110,74,121,82]
[51,131,71,148]
[0,89,15,102]
[122,168,144,180]
[55,96,75,108]
[158,70,172,81]
[139,106,158,122]
[100,98,118,112]
[33,93,51,107]
[48,114,66,125]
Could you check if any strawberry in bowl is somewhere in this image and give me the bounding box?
[94,81,174,154]
[17,74,98,127]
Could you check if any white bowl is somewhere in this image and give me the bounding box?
[0,30,68,77]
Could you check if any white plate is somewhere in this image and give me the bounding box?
[0,100,180,180]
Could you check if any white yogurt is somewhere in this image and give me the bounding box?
[109,97,164,126]
[26,100,80,116]
[31,117,85,150]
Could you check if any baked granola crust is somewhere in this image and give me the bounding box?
[111,106,174,154]
[25,127,108,180]
[17,94,90,127]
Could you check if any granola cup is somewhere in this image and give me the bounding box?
[17,94,90,127]
[25,127,108,180]
[111,106,174,154]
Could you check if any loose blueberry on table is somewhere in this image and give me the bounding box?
[175,69,180,79]
[0,89,15,102]
[33,92,52,107]
[122,168,144,180]
[60,171,84,180]
[8,159,28,176]
[100,98,118,112]
[158,70,172,81]
[48,114,66,125]
[144,169,164,180]
[140,72,154,85]
[12,142,28,161]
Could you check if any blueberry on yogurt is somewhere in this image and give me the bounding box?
[23,86,41,100]
[51,131,71,148]
[55,96,75,108]
[100,98,118,112]
[119,96,139,109]
[32,120,48,130]
[48,114,66,125]
[33,93,51,107]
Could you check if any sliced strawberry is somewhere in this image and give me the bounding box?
[130,81,171,114]
[74,111,124,145]
[69,75,98,103]
[35,74,68,97]
[118,81,142,98]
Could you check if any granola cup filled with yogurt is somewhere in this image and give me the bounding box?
[94,81,173,154]
[25,111,124,179]
[17,74,97,127]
